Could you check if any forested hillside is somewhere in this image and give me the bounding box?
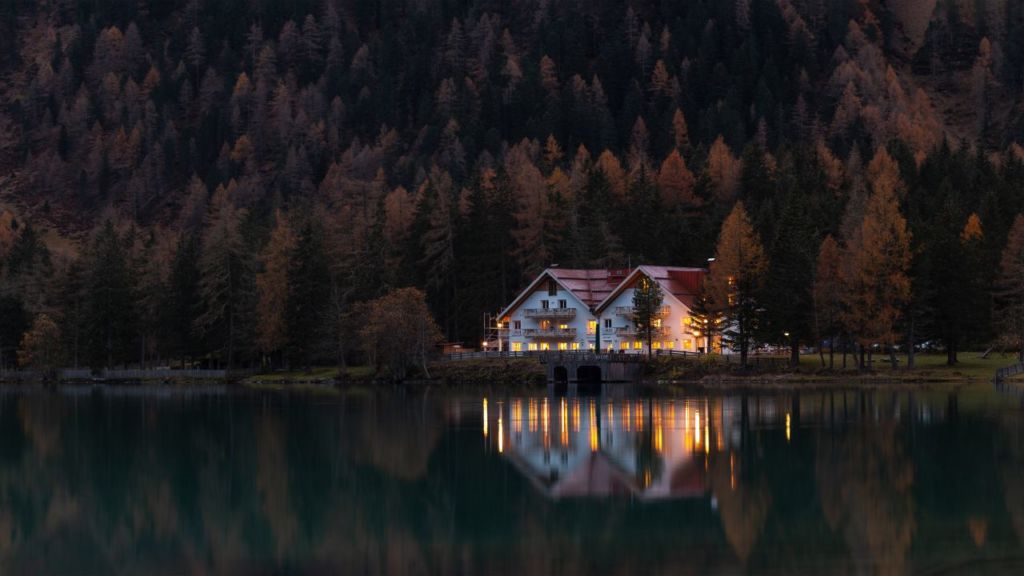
[3,0,1024,370]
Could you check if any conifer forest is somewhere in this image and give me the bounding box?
[4,0,1024,370]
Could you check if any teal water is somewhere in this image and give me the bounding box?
[0,386,1023,575]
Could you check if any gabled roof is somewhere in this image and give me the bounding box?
[498,267,632,319]
[595,265,706,312]
[499,265,707,320]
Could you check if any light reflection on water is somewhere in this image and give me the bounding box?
[0,386,1023,574]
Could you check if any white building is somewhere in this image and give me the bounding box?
[498,266,708,354]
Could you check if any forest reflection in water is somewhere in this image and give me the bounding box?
[0,386,1023,574]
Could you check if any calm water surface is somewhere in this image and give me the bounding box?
[1,385,1024,575]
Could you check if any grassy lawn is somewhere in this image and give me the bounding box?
[797,351,1021,381]
[245,365,376,383]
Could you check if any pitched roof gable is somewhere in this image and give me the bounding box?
[498,268,632,319]
[595,265,706,312]
[500,266,706,319]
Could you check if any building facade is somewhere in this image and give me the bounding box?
[498,266,708,354]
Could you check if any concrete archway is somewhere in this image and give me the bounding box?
[576,365,602,384]
[552,366,569,395]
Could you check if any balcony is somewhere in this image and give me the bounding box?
[522,328,578,339]
[524,307,577,319]
[614,306,671,318]
[615,326,669,338]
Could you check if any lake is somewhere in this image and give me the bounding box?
[0,384,1023,575]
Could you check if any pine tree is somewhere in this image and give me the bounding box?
[633,275,665,357]
[707,202,769,367]
[84,221,136,371]
[995,214,1024,360]
[286,218,330,370]
[163,233,202,367]
[196,192,256,369]
[763,191,818,367]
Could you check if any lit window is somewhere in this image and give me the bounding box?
[528,343,538,351]
[684,339,693,350]
[588,320,597,334]
[541,343,551,351]
[653,318,662,328]
[559,323,569,330]
[652,341,662,350]
[557,342,569,351]
[540,320,551,330]
[571,342,580,350]
[619,341,629,350]
[633,341,642,350]
[589,343,596,350]
[511,342,523,352]
[665,341,675,349]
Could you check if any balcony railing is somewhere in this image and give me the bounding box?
[523,307,577,319]
[522,328,578,339]
[614,306,671,318]
[615,326,669,338]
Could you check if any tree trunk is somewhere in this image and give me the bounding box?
[907,316,915,369]
[790,333,799,368]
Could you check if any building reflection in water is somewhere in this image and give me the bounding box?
[473,396,744,500]
[471,390,959,503]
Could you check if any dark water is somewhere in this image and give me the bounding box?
[1,385,1024,575]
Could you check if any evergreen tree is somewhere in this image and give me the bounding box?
[196,192,256,369]
[0,295,28,372]
[163,233,202,367]
[286,218,330,370]
[84,221,136,371]
[995,214,1024,360]
[762,191,817,367]
[632,275,665,357]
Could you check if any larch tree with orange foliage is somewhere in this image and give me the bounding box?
[996,214,1024,360]
[657,149,698,208]
[813,235,843,368]
[840,161,912,368]
[256,211,296,361]
[707,201,768,367]
[360,288,443,380]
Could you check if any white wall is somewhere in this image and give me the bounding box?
[597,281,699,354]
[507,279,598,352]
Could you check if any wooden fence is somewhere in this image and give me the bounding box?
[443,349,790,369]
[995,362,1024,384]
